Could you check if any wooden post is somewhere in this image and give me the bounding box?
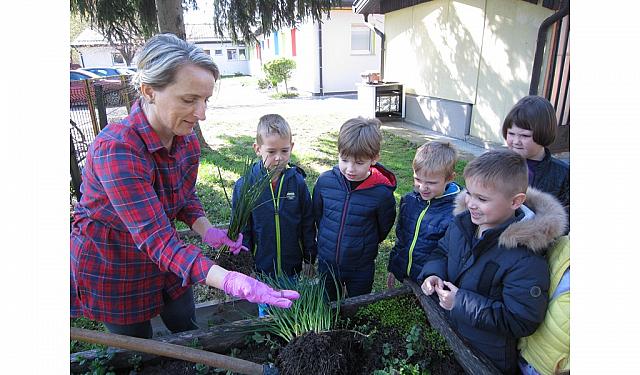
[94,84,108,131]
[84,79,100,138]
[404,280,502,375]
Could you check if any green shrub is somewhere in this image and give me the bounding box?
[263,58,296,94]
[354,295,426,336]
[257,78,271,90]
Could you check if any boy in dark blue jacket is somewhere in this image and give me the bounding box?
[313,117,396,300]
[387,141,460,287]
[419,149,567,374]
[232,114,316,315]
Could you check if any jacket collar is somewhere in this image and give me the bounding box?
[453,186,568,254]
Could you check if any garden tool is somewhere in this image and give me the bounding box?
[71,327,279,375]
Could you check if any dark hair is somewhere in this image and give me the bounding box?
[463,149,528,197]
[501,95,557,147]
[338,117,382,160]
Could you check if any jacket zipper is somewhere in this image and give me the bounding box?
[407,200,431,276]
[270,174,285,275]
[335,191,351,265]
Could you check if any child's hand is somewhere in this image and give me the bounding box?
[435,281,459,310]
[386,273,396,289]
[421,275,443,295]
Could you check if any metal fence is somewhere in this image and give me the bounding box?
[70,74,138,203]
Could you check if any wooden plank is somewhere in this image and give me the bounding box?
[404,280,501,375]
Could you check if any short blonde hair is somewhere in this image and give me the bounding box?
[337,117,382,160]
[463,149,528,197]
[413,141,457,178]
[256,114,292,144]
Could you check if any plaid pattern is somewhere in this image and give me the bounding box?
[70,100,214,324]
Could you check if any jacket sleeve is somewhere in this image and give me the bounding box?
[231,177,254,252]
[376,190,397,243]
[451,254,550,338]
[387,195,406,272]
[417,226,451,283]
[559,168,570,231]
[299,178,317,264]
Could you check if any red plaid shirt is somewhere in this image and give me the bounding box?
[70,100,214,324]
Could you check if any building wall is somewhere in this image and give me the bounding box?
[253,10,384,94]
[77,42,250,77]
[384,0,553,143]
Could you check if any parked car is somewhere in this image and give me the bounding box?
[70,69,126,107]
[79,66,136,77]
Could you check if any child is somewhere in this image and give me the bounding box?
[313,117,397,300]
[387,141,461,287]
[502,95,570,230]
[420,149,567,374]
[518,235,570,375]
[232,114,316,315]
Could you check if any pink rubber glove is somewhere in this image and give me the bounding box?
[222,271,300,308]
[204,228,248,255]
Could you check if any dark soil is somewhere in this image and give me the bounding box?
[215,248,255,276]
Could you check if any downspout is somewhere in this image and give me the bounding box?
[529,0,570,95]
[318,22,324,96]
[363,14,385,81]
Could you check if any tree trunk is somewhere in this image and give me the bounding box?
[155,0,211,151]
[155,0,186,40]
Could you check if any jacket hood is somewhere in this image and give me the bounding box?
[331,162,397,190]
[453,187,568,253]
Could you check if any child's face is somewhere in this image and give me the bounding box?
[505,125,545,161]
[464,177,525,233]
[253,134,294,173]
[338,154,379,182]
[413,169,452,201]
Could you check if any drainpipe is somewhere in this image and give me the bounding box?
[529,0,570,95]
[363,14,385,81]
[318,21,324,96]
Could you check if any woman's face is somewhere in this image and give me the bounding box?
[142,64,216,145]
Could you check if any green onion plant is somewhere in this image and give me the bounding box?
[215,157,277,259]
[258,271,342,343]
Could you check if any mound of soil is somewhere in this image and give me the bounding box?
[276,330,366,375]
[215,248,255,276]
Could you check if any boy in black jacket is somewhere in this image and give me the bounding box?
[313,117,396,300]
[387,141,460,287]
[420,149,567,374]
[233,114,316,316]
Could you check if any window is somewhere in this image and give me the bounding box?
[238,48,246,60]
[111,51,125,64]
[351,25,372,54]
[227,49,237,60]
[214,49,222,56]
[204,49,211,55]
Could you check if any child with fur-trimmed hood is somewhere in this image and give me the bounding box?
[419,150,567,374]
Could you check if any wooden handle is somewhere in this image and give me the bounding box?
[70,327,265,375]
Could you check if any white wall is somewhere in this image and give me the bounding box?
[384,0,554,143]
[195,42,250,76]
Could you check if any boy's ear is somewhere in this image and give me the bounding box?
[371,154,381,165]
[289,141,295,152]
[510,192,527,209]
[447,171,456,183]
[252,142,261,156]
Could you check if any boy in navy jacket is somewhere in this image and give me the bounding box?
[313,117,396,300]
[419,149,567,374]
[387,141,460,287]
[232,114,316,296]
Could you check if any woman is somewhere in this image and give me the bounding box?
[70,33,299,338]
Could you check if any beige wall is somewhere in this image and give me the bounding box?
[384,0,553,143]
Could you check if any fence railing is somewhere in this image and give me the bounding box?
[70,74,137,204]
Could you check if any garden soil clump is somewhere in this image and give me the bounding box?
[276,330,367,375]
[215,249,255,276]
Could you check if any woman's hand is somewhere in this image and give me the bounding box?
[222,271,300,308]
[203,228,248,254]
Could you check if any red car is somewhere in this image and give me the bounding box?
[70,70,127,107]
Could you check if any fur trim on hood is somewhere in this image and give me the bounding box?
[453,187,568,254]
